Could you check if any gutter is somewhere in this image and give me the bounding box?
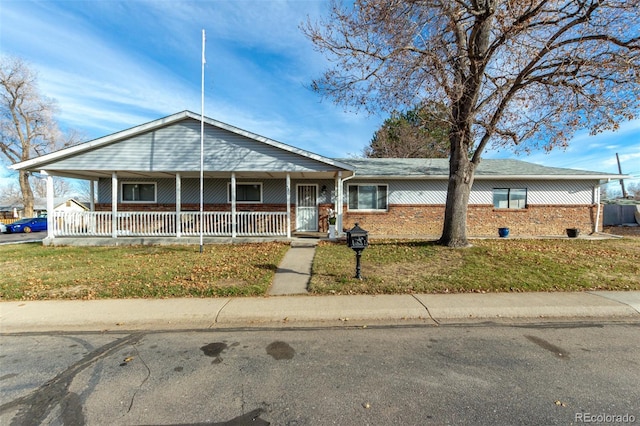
[351,174,631,181]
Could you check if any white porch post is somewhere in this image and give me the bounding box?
[43,171,54,240]
[231,172,237,238]
[286,173,291,238]
[112,172,118,239]
[89,180,96,234]
[336,172,343,236]
[89,180,95,211]
[176,173,182,237]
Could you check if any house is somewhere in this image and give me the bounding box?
[1,198,87,220]
[0,202,47,220]
[10,111,628,245]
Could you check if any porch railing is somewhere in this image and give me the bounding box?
[52,211,288,237]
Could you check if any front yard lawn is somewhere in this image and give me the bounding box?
[309,238,640,294]
[2,238,638,301]
[1,242,289,300]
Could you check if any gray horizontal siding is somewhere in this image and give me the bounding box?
[48,119,340,173]
[97,177,598,206]
[98,177,337,204]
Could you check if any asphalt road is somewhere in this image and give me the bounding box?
[0,230,45,245]
[1,320,639,425]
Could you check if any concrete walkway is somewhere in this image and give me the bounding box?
[268,239,318,295]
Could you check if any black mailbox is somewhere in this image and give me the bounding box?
[347,223,369,250]
[346,223,368,279]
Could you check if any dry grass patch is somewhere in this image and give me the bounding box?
[0,242,289,300]
[309,238,640,295]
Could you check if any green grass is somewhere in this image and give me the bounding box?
[309,238,640,294]
[0,242,289,300]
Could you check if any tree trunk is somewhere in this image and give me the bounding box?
[438,131,475,248]
[19,170,34,217]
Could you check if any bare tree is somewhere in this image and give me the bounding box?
[0,182,22,205]
[1,56,68,217]
[365,102,450,158]
[304,0,640,247]
[31,177,74,199]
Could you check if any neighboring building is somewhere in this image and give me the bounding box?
[10,111,629,245]
[0,202,47,219]
[1,199,87,220]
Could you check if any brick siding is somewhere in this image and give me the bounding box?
[343,204,601,237]
[95,202,601,237]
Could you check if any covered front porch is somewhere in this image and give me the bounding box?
[43,169,351,242]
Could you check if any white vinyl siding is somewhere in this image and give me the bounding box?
[348,185,388,211]
[469,181,596,205]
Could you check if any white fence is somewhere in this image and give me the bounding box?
[52,211,288,237]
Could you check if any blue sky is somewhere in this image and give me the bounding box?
[1,0,638,193]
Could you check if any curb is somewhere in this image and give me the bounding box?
[1,291,638,333]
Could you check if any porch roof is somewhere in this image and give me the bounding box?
[11,111,355,181]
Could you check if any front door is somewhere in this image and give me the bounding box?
[296,185,318,232]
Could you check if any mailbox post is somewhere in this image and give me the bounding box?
[346,223,369,279]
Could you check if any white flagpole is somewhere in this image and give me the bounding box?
[200,29,206,253]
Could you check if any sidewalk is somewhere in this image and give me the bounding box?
[1,291,639,333]
[268,239,318,295]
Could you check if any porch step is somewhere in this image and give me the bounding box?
[268,243,316,296]
[290,239,319,248]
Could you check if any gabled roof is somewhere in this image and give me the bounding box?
[339,158,629,181]
[53,198,89,211]
[11,111,355,180]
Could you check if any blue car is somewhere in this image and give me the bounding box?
[5,217,47,233]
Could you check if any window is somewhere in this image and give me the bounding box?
[493,188,527,209]
[348,185,388,210]
[121,183,156,203]
[228,183,262,203]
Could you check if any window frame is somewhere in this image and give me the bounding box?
[228,182,263,204]
[120,182,157,204]
[347,184,389,211]
[493,188,527,209]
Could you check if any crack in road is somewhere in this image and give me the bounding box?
[0,333,144,425]
[126,342,152,414]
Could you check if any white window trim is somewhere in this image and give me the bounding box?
[347,183,389,211]
[120,182,157,204]
[493,188,528,209]
[228,182,263,204]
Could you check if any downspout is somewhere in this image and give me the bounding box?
[338,172,356,236]
[593,182,601,234]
